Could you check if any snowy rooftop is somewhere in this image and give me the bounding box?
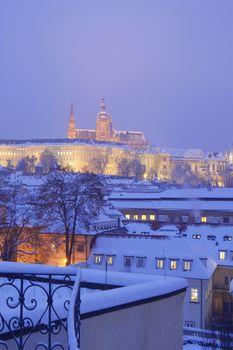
[110,187,233,200]
[88,232,217,279]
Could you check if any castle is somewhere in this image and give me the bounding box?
[67,97,147,147]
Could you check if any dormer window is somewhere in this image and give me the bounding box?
[170,259,178,270]
[136,257,146,268]
[94,254,103,265]
[156,258,165,269]
[201,216,207,223]
[192,234,201,239]
[219,250,226,260]
[124,256,133,267]
[183,260,192,271]
[106,255,115,266]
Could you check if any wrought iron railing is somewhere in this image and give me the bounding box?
[67,269,81,350]
[0,265,81,350]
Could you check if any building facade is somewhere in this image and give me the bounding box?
[67,97,148,147]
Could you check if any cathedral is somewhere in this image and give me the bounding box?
[67,97,147,147]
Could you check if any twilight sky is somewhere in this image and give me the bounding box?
[0,1,232,151]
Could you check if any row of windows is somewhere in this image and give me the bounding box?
[125,213,231,224]
[94,254,193,271]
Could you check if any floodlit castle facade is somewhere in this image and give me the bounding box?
[68,97,147,148]
[0,97,229,185]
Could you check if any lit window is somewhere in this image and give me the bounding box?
[201,216,207,223]
[191,288,198,302]
[106,255,114,266]
[133,214,139,220]
[141,215,147,221]
[150,214,155,221]
[156,259,165,269]
[219,250,226,260]
[170,260,178,270]
[94,255,103,265]
[136,257,146,268]
[125,214,130,220]
[183,260,192,271]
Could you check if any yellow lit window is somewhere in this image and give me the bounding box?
[150,214,155,221]
[107,256,114,265]
[201,216,207,223]
[219,250,226,260]
[184,261,192,271]
[170,260,177,270]
[141,215,147,221]
[133,214,139,221]
[191,288,198,302]
[94,255,102,264]
[125,214,130,220]
[156,259,164,269]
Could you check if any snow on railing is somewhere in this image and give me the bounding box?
[68,268,81,350]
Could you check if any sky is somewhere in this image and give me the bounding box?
[0,0,232,151]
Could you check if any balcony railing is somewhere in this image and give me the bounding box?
[0,263,81,350]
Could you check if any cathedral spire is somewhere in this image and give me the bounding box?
[67,101,77,139]
[100,96,106,111]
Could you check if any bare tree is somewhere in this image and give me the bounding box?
[37,170,105,265]
[118,158,131,177]
[0,185,41,261]
[130,157,146,180]
[39,149,59,173]
[16,156,37,174]
[90,150,112,174]
[171,163,203,187]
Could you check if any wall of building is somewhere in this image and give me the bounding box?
[81,291,185,350]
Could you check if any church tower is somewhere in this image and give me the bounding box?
[95,97,113,142]
[67,102,77,139]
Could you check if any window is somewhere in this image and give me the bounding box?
[94,255,103,265]
[201,216,207,223]
[183,260,192,271]
[223,235,232,241]
[125,214,130,220]
[219,250,226,260]
[77,243,84,252]
[230,251,233,260]
[124,256,133,267]
[223,217,230,224]
[156,259,165,269]
[170,260,178,270]
[106,255,114,266]
[192,234,201,239]
[150,214,155,221]
[185,321,195,328]
[225,276,229,285]
[133,214,139,221]
[191,288,198,303]
[141,214,147,221]
[136,257,146,268]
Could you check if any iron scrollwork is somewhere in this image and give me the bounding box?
[0,271,80,350]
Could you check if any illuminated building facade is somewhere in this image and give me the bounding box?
[67,97,148,148]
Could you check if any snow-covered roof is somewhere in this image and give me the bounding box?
[88,233,216,279]
[110,187,233,200]
[111,199,233,212]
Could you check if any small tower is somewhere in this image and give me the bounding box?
[96,97,113,141]
[67,102,77,139]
